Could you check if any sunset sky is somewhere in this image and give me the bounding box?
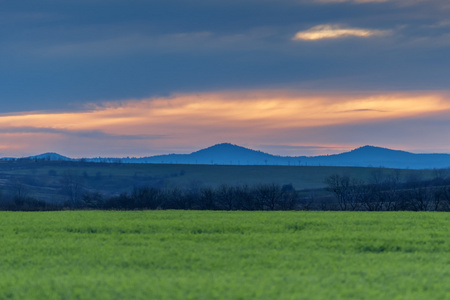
[1,0,450,157]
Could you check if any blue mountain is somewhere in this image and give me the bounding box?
[126,143,285,165]
[310,145,450,169]
[4,143,450,169]
[25,152,73,161]
[126,144,450,169]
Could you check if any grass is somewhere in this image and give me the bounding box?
[0,211,449,299]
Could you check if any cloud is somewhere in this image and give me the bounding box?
[293,24,391,41]
[283,111,450,154]
[38,32,220,57]
[314,0,389,3]
[0,126,166,140]
[256,144,350,156]
[1,0,450,114]
[423,21,450,29]
[341,108,386,113]
[312,0,438,5]
[0,90,449,157]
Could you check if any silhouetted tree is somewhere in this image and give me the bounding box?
[82,191,104,209]
[61,171,83,207]
[216,184,236,210]
[325,175,355,210]
[279,184,298,210]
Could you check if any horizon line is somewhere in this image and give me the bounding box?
[2,143,447,160]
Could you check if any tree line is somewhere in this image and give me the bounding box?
[2,169,450,211]
[325,172,450,211]
[0,183,312,211]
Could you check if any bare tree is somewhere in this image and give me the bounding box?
[325,175,355,210]
[199,187,216,210]
[216,184,236,210]
[279,184,298,210]
[12,179,28,201]
[254,184,282,210]
[435,186,450,211]
[61,171,83,207]
[235,185,255,210]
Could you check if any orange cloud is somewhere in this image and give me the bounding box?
[314,0,389,3]
[293,25,390,41]
[313,0,427,5]
[0,90,449,157]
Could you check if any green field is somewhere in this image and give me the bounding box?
[0,211,449,299]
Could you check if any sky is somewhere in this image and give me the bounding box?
[1,0,450,157]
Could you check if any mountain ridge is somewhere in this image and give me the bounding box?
[2,143,450,169]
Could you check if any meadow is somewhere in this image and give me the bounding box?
[0,211,449,299]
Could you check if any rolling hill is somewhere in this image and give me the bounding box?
[125,143,450,169]
[3,143,450,169]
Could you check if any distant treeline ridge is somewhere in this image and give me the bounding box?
[2,172,450,211]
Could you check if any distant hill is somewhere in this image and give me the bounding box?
[118,144,450,169]
[22,152,73,161]
[3,143,450,169]
[306,146,447,169]
[128,143,284,165]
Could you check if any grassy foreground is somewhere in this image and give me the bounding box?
[0,211,449,299]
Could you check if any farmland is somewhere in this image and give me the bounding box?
[0,160,437,205]
[1,211,449,299]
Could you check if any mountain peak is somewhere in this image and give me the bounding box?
[350,145,410,155]
[28,152,72,161]
[207,143,240,149]
[352,145,392,152]
[187,143,276,164]
[193,143,260,154]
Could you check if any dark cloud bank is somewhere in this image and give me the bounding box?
[0,0,449,112]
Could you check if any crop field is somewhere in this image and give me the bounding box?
[0,211,449,299]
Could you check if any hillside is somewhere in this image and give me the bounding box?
[0,159,435,205]
[309,146,450,169]
[129,143,284,165]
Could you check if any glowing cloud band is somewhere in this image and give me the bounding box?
[293,25,390,41]
[0,90,449,157]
